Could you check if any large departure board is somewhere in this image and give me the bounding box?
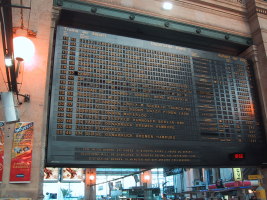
[46,26,266,167]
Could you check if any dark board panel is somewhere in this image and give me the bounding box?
[46,26,266,167]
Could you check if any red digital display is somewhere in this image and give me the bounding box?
[235,154,244,159]
[230,153,245,160]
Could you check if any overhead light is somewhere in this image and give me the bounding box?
[162,2,173,10]
[5,57,13,67]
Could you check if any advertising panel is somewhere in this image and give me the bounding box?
[44,167,59,182]
[61,168,83,182]
[10,122,34,183]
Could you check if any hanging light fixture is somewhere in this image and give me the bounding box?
[13,36,35,62]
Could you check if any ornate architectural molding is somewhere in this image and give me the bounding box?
[239,45,258,61]
[170,0,247,19]
[256,6,267,15]
[77,0,247,18]
[224,0,247,5]
[70,0,249,37]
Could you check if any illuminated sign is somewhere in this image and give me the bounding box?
[233,168,242,181]
[248,175,263,180]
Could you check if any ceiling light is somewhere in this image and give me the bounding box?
[162,2,173,10]
[5,57,13,67]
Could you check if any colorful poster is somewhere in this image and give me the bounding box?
[44,167,59,182]
[0,121,4,182]
[61,168,83,182]
[9,122,34,183]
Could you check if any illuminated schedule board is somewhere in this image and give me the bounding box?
[46,26,266,167]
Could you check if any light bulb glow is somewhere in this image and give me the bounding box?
[13,36,35,62]
[5,58,13,67]
[144,175,150,181]
[89,175,95,180]
[162,2,173,10]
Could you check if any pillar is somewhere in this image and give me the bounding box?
[245,1,267,198]
[140,170,152,199]
[84,168,96,200]
[0,0,53,198]
[246,0,267,130]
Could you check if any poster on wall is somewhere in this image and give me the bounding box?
[44,167,59,182]
[0,121,4,182]
[61,168,83,182]
[9,122,34,183]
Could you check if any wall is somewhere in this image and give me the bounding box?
[0,0,53,199]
